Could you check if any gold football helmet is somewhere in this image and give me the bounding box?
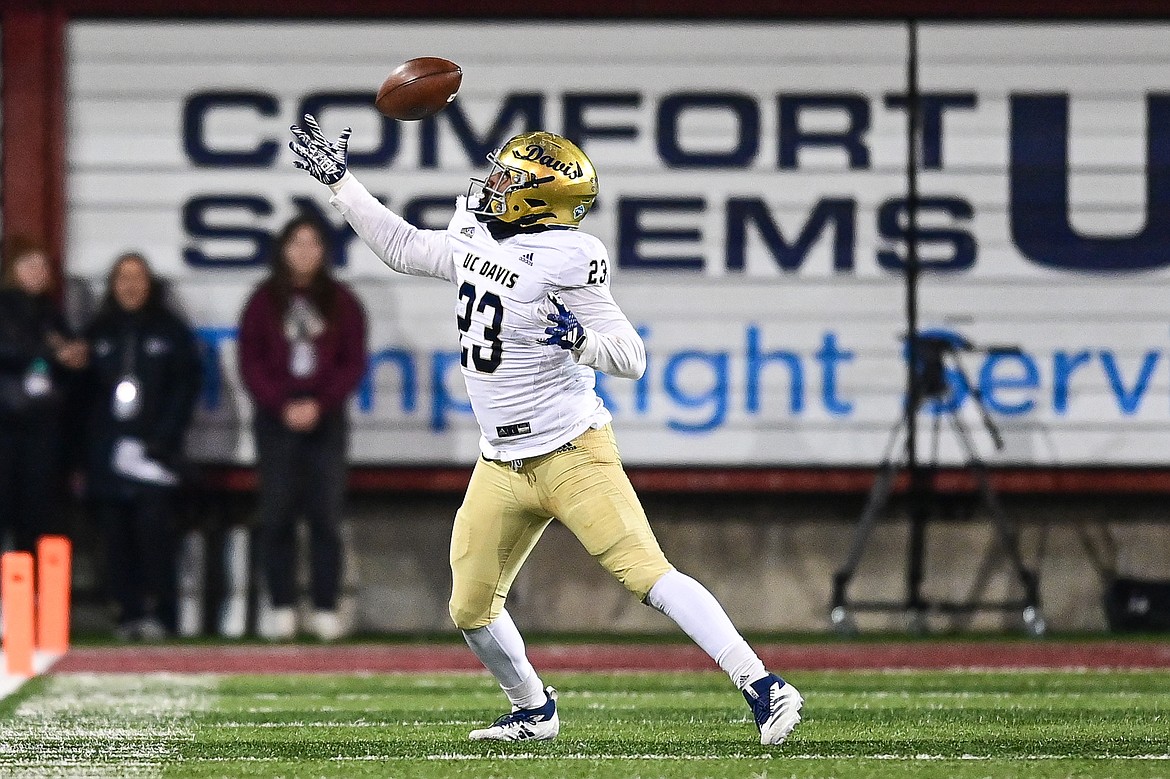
[467,131,598,228]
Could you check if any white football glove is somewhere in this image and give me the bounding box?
[289,113,350,186]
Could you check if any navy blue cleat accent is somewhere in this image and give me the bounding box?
[469,685,560,741]
[743,674,803,745]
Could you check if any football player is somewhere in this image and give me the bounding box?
[289,114,802,745]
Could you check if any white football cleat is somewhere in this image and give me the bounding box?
[469,686,559,742]
[743,674,803,745]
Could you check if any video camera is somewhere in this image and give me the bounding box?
[907,333,1022,401]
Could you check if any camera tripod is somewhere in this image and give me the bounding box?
[830,338,1046,637]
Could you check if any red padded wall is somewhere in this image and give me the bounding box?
[1,3,66,288]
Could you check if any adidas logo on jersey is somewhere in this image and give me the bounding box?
[496,422,532,438]
[461,227,476,238]
[518,252,534,266]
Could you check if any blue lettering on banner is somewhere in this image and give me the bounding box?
[617,198,706,270]
[563,92,641,147]
[882,92,977,170]
[908,328,1162,419]
[1052,350,1093,414]
[183,193,436,268]
[358,348,417,413]
[181,88,892,174]
[726,198,856,272]
[183,196,358,268]
[430,351,472,430]
[176,88,1170,274]
[658,93,760,168]
[876,197,977,271]
[745,326,803,414]
[183,91,279,167]
[193,325,1170,436]
[1100,350,1160,414]
[1010,94,1170,272]
[663,350,730,432]
[815,332,855,416]
[778,94,871,170]
[182,196,273,267]
[979,351,1040,415]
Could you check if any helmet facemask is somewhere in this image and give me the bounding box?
[467,153,538,220]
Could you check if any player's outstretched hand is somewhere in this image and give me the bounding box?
[289,114,351,186]
[542,292,587,350]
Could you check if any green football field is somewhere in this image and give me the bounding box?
[1,668,1167,778]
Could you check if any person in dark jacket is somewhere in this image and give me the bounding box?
[0,235,88,553]
[238,213,367,641]
[85,251,201,641]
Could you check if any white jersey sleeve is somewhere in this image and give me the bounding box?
[557,285,646,380]
[550,233,645,380]
[328,172,457,282]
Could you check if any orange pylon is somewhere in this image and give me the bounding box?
[36,536,71,654]
[2,552,35,676]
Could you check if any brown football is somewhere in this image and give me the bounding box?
[375,57,462,121]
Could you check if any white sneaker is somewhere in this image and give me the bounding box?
[469,686,559,742]
[176,595,203,638]
[743,674,803,746]
[261,606,297,641]
[136,617,169,643]
[218,594,249,639]
[310,610,345,642]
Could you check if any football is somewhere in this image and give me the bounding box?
[375,57,462,121]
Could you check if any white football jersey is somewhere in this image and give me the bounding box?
[330,174,645,460]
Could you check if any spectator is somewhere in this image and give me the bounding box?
[85,252,201,641]
[238,213,367,641]
[0,235,87,553]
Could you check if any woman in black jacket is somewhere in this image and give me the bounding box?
[85,252,201,641]
[0,236,88,553]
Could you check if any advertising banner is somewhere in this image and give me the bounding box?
[67,22,1170,465]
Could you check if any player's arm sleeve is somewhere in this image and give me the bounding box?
[327,172,457,282]
[555,284,646,380]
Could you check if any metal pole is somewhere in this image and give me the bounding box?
[903,19,928,617]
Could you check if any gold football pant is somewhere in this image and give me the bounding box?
[448,425,674,630]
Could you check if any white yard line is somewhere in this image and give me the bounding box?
[0,673,216,778]
[0,652,62,701]
[173,753,1170,762]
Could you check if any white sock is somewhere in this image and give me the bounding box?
[462,609,546,709]
[647,569,768,690]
